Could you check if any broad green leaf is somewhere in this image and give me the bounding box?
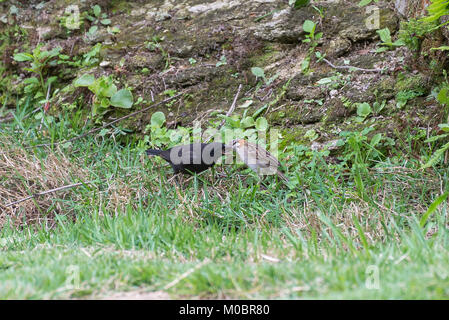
[23,77,39,85]
[224,115,241,128]
[239,100,253,109]
[100,97,110,108]
[13,53,33,62]
[358,0,372,6]
[100,19,111,25]
[151,111,166,127]
[370,133,382,147]
[93,5,101,17]
[439,123,449,132]
[300,57,310,72]
[437,87,449,105]
[74,74,95,87]
[251,67,265,79]
[317,77,333,85]
[88,26,98,34]
[46,76,58,86]
[357,102,372,118]
[293,0,310,9]
[376,28,392,44]
[302,20,315,33]
[255,117,268,131]
[110,89,133,108]
[101,83,117,98]
[241,116,255,128]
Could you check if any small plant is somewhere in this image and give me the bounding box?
[395,89,425,109]
[375,28,404,53]
[13,44,62,99]
[251,67,279,86]
[188,57,197,65]
[215,55,227,67]
[59,6,84,32]
[301,20,323,74]
[421,81,449,169]
[143,111,190,148]
[304,129,318,142]
[57,43,102,69]
[372,100,386,115]
[420,0,449,23]
[86,5,111,27]
[339,127,384,200]
[399,19,439,52]
[74,74,133,121]
[84,5,112,40]
[145,36,171,70]
[356,102,372,122]
[316,74,346,89]
[107,26,120,35]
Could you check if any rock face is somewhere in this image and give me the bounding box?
[0,0,446,149]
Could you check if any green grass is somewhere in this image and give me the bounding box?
[1,102,449,299]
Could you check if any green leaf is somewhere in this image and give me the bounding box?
[88,26,98,35]
[93,5,101,17]
[439,124,449,132]
[317,77,333,85]
[110,89,133,108]
[99,128,110,137]
[239,100,253,109]
[241,116,255,128]
[420,192,449,227]
[292,0,310,9]
[151,111,166,127]
[74,74,95,87]
[370,133,382,147]
[302,20,315,34]
[424,133,449,143]
[252,104,267,119]
[421,141,449,169]
[222,115,241,128]
[300,57,310,72]
[437,87,449,105]
[216,55,227,67]
[100,19,111,25]
[377,28,392,44]
[358,0,372,6]
[23,77,39,85]
[101,83,117,98]
[255,117,268,131]
[357,102,372,118]
[13,53,33,62]
[100,97,110,108]
[46,76,58,86]
[251,67,265,79]
[431,46,449,51]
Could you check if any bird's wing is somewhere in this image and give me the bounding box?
[255,146,280,167]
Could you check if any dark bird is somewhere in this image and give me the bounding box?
[146,142,227,175]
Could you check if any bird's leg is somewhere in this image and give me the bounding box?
[211,166,216,184]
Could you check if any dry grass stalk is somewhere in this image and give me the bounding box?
[0,134,89,227]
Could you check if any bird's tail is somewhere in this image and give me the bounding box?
[276,170,289,183]
[146,148,162,156]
